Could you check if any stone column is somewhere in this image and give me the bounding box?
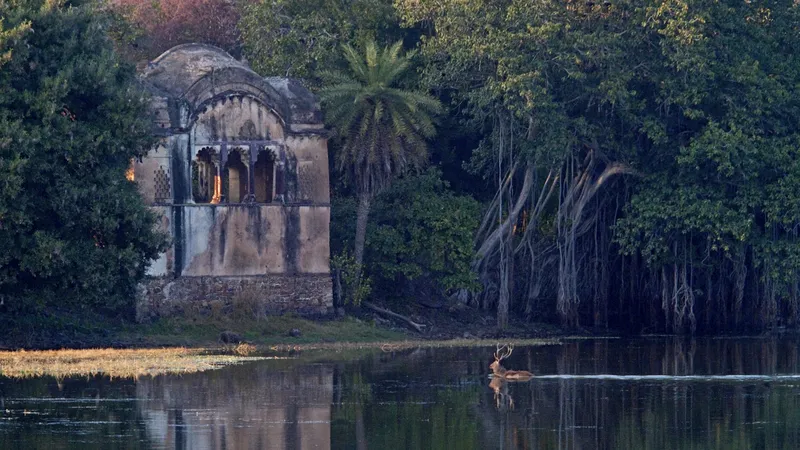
[220,143,228,203]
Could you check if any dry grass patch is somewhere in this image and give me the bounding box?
[0,347,267,379]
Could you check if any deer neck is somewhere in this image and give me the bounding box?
[492,364,508,377]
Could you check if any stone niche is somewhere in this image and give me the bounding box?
[133,44,332,321]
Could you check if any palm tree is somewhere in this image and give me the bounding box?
[321,40,442,272]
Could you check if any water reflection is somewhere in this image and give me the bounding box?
[1,338,800,449]
[137,364,333,449]
[489,377,514,411]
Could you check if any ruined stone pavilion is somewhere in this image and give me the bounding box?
[133,44,332,319]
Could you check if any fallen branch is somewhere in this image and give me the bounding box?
[363,301,427,333]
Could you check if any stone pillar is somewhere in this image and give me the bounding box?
[220,142,228,203]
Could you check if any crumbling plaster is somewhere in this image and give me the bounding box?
[134,44,332,319]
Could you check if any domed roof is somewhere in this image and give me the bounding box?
[140,44,322,130]
[140,44,252,98]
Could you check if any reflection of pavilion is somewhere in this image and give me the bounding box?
[136,364,333,449]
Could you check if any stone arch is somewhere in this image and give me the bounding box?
[224,148,248,203]
[191,95,285,144]
[253,147,277,203]
[192,147,220,203]
[185,70,290,128]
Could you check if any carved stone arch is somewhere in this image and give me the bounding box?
[191,94,286,144]
[192,146,220,203]
[224,147,249,203]
[230,146,250,167]
[253,145,281,203]
[185,69,291,128]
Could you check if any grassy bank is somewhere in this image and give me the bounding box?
[127,315,410,347]
[0,338,561,379]
[0,311,562,378]
[2,303,566,350]
[0,311,411,350]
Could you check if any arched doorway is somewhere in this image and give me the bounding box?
[192,147,219,203]
[224,148,248,203]
[253,149,275,203]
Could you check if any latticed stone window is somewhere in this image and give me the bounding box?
[154,166,171,203]
[297,162,314,201]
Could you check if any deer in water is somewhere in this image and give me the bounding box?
[490,344,533,380]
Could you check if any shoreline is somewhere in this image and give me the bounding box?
[4,301,797,352]
[0,338,560,379]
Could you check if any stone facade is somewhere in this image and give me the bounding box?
[136,274,332,321]
[133,44,332,320]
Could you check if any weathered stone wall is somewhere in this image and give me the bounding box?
[178,204,330,276]
[193,95,284,143]
[287,135,330,203]
[145,205,174,277]
[136,274,332,321]
[135,44,332,319]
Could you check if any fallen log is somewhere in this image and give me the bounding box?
[363,301,427,333]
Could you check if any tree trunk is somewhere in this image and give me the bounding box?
[363,301,426,333]
[354,192,372,269]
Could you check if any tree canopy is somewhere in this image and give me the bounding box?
[108,0,241,63]
[239,0,403,81]
[0,0,167,318]
[396,0,800,331]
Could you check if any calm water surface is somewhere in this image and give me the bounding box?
[2,338,800,449]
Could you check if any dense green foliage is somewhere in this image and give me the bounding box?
[367,170,481,293]
[0,0,167,318]
[239,0,403,82]
[395,0,800,331]
[332,170,480,300]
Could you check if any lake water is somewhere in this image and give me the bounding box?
[2,337,800,449]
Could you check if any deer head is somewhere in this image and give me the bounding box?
[490,344,514,375]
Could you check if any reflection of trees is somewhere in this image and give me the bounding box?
[331,348,488,449]
[614,384,800,449]
[327,339,800,450]
[480,338,800,450]
[0,375,153,449]
[3,339,800,449]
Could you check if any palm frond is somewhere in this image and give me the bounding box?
[322,38,442,195]
[342,44,369,84]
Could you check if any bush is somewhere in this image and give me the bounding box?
[331,251,372,306]
[331,169,481,301]
[0,1,168,318]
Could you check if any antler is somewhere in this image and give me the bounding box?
[494,343,514,362]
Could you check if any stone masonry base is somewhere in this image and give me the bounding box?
[136,274,333,322]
